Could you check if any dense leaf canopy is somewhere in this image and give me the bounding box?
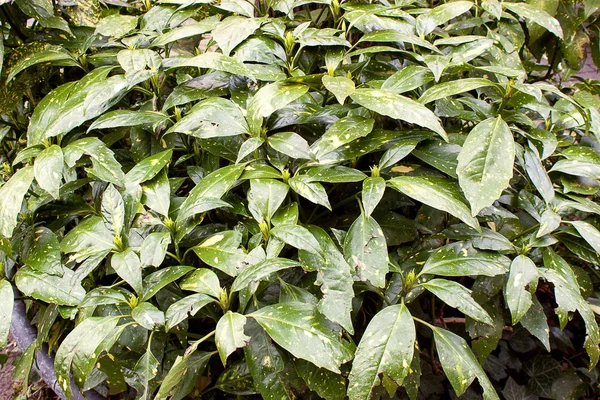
[1,0,600,399]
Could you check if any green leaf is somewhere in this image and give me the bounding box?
[237,138,264,164]
[347,304,415,400]
[231,258,299,293]
[523,146,554,204]
[14,0,71,33]
[165,294,216,331]
[416,1,473,36]
[140,232,171,268]
[505,255,538,325]
[271,224,322,255]
[61,216,115,259]
[350,89,447,141]
[432,326,499,400]
[0,166,34,238]
[457,116,514,216]
[503,2,563,39]
[155,344,214,400]
[152,16,220,46]
[141,265,194,302]
[250,302,353,373]
[15,267,85,306]
[27,68,128,145]
[388,176,479,231]
[23,227,62,275]
[298,226,354,333]
[216,311,250,365]
[422,279,493,325]
[362,177,385,217]
[33,144,63,199]
[212,16,262,56]
[214,360,257,395]
[132,302,165,330]
[412,140,460,178]
[247,83,309,135]
[296,358,346,400]
[248,179,289,223]
[193,231,246,276]
[313,116,374,159]
[132,350,160,400]
[55,316,121,397]
[419,78,498,104]
[0,280,13,347]
[180,268,221,298]
[305,166,367,183]
[322,75,355,104]
[142,169,171,217]
[289,175,331,210]
[420,242,510,277]
[111,248,143,295]
[358,30,440,53]
[344,214,388,288]
[381,66,433,95]
[379,139,419,170]
[571,221,600,254]
[244,319,296,400]
[268,132,313,160]
[166,52,254,79]
[167,98,248,139]
[178,164,245,222]
[520,297,550,351]
[95,14,138,37]
[63,138,125,186]
[89,110,168,131]
[125,150,172,187]
[101,184,124,238]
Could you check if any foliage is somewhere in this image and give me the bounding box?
[0,0,600,399]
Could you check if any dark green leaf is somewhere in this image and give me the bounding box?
[250,302,353,373]
[347,304,415,400]
[457,116,514,216]
[421,242,510,277]
[344,214,388,288]
[422,279,492,325]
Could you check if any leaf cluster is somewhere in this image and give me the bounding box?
[1,0,600,399]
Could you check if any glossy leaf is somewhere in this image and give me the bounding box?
[288,175,331,210]
[422,279,493,325]
[178,164,244,222]
[0,280,13,347]
[388,176,479,230]
[344,214,388,288]
[347,304,415,400]
[298,226,354,333]
[34,145,63,199]
[421,242,510,277]
[432,327,499,400]
[231,258,299,293]
[350,89,447,141]
[505,255,538,325]
[111,248,143,295]
[457,117,514,216]
[165,294,216,331]
[15,267,85,306]
[180,268,221,299]
[322,75,355,104]
[362,177,385,217]
[193,231,246,276]
[216,311,250,365]
[248,179,289,223]
[0,166,34,238]
[250,302,353,373]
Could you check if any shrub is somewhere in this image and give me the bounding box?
[1,0,600,399]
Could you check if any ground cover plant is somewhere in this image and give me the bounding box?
[1,0,600,398]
